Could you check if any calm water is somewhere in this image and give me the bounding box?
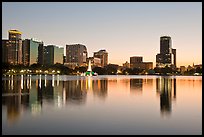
[2,75,202,135]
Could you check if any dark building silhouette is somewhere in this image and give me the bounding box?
[156,77,177,116]
[63,56,66,65]
[44,45,54,66]
[2,39,9,63]
[156,36,176,68]
[38,43,45,65]
[130,56,153,70]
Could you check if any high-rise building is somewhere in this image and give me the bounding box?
[54,46,64,64]
[156,36,176,68]
[130,56,153,70]
[93,49,108,67]
[7,30,23,65]
[22,39,43,66]
[65,44,88,69]
[2,39,9,63]
[172,48,176,68]
[44,45,54,66]
[38,43,45,65]
[37,45,64,66]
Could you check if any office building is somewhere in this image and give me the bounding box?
[130,56,143,64]
[38,43,45,65]
[93,49,108,67]
[156,36,176,68]
[37,45,64,66]
[44,45,54,65]
[22,39,43,66]
[65,44,88,69]
[130,56,153,70]
[87,57,101,67]
[2,39,9,63]
[5,30,23,65]
[54,46,64,64]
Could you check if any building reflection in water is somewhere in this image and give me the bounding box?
[91,79,108,100]
[62,80,87,105]
[2,75,109,124]
[2,75,30,124]
[156,77,176,116]
[130,79,143,94]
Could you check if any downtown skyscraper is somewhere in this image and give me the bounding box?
[2,30,23,65]
[22,38,43,66]
[156,36,176,68]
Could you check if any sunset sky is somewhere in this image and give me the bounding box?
[2,2,202,67]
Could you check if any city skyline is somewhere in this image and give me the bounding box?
[2,2,202,67]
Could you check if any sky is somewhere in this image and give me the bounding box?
[2,2,202,67]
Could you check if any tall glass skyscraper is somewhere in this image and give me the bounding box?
[22,39,43,66]
[46,45,64,65]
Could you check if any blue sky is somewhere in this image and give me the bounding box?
[2,2,202,66]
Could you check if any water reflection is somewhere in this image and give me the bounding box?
[2,75,202,135]
[130,79,143,93]
[2,75,109,123]
[156,77,177,116]
[63,80,87,105]
[2,75,30,124]
[92,79,108,100]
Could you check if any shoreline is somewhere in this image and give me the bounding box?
[2,73,202,76]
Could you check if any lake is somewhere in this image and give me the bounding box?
[2,75,202,135]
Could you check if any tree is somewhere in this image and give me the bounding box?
[74,66,87,73]
[132,68,143,74]
[195,67,202,73]
[104,65,118,75]
[122,68,133,75]
[92,67,105,75]
[30,63,42,70]
[161,66,172,75]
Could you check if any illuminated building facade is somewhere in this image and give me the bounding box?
[53,46,64,64]
[5,30,23,65]
[93,50,108,67]
[22,39,43,66]
[65,44,88,69]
